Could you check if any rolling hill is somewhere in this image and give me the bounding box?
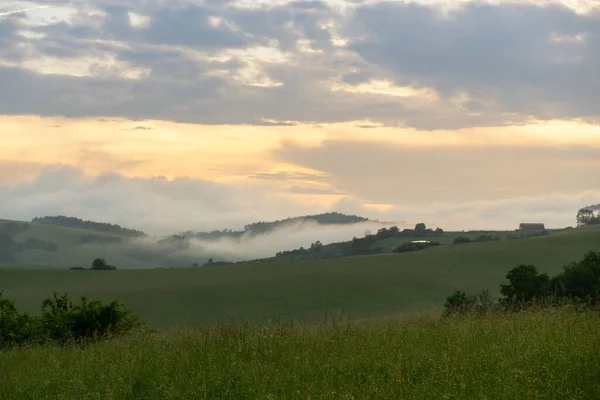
[1,225,599,328]
[0,212,376,269]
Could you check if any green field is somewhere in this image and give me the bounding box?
[2,308,599,399]
[2,225,599,328]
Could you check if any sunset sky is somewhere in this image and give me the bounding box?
[1,0,600,233]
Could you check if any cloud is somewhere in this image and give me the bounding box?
[248,171,331,182]
[0,5,51,18]
[346,2,600,126]
[0,165,337,234]
[1,0,597,128]
[275,139,600,205]
[0,162,596,240]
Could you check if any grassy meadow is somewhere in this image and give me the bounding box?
[1,308,599,399]
[1,225,599,328]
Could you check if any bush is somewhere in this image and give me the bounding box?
[443,289,497,316]
[91,258,117,270]
[0,293,42,348]
[41,293,142,342]
[453,236,471,245]
[0,292,143,349]
[394,241,440,253]
[443,291,477,316]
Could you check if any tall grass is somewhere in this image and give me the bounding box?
[1,307,599,399]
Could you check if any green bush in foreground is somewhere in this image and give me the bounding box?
[0,292,142,348]
[1,308,599,399]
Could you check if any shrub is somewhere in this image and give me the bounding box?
[0,293,42,348]
[453,236,471,245]
[394,241,440,253]
[475,289,496,314]
[0,292,143,349]
[41,293,142,342]
[443,291,477,316]
[444,289,497,316]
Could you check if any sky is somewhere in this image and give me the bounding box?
[1,0,599,234]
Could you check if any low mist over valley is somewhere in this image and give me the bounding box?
[0,213,404,269]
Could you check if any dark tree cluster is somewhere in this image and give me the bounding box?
[276,241,327,258]
[444,251,600,315]
[394,241,440,253]
[245,212,368,235]
[351,223,443,256]
[453,235,501,245]
[576,208,600,226]
[32,216,147,237]
[170,213,371,246]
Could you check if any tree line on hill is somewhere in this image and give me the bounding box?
[348,223,444,256]
[245,212,369,235]
[576,207,600,226]
[275,223,444,259]
[32,216,147,237]
[445,251,600,315]
[171,212,371,244]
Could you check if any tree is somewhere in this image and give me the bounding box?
[443,291,476,316]
[554,251,600,304]
[91,258,117,270]
[576,208,595,226]
[414,223,427,235]
[500,264,550,306]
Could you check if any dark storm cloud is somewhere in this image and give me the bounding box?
[347,2,600,121]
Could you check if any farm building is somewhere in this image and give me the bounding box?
[519,223,545,231]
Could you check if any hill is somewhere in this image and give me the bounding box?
[174,212,371,242]
[1,225,599,328]
[0,213,376,269]
[264,224,551,262]
[31,216,147,237]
